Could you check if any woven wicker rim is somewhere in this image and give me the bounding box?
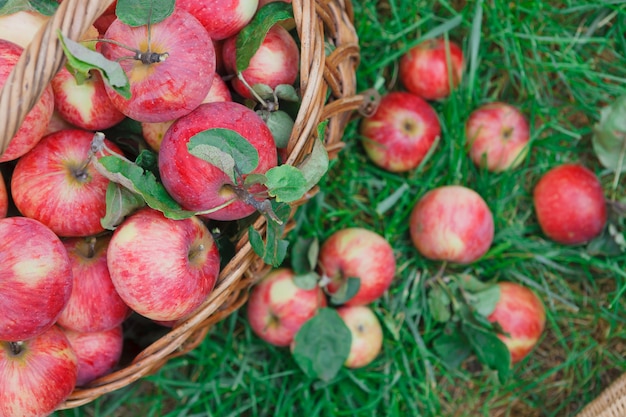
[0,0,368,410]
[575,373,626,417]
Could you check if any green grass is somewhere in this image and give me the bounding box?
[54,1,626,416]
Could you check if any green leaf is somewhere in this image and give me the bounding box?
[248,226,266,260]
[30,0,57,15]
[455,274,491,292]
[462,321,511,383]
[428,286,452,323]
[592,95,626,173]
[432,328,472,368]
[58,31,131,99]
[293,272,320,291]
[134,149,159,175]
[469,285,501,317]
[188,128,260,184]
[329,277,361,305]
[292,308,352,382]
[274,84,300,102]
[252,84,275,101]
[235,2,294,72]
[291,236,319,274]
[115,0,175,27]
[264,165,307,203]
[250,202,292,267]
[0,0,56,15]
[101,182,146,230]
[296,135,330,192]
[258,110,294,149]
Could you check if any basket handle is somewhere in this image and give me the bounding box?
[0,0,114,158]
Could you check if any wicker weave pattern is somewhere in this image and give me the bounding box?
[0,0,363,409]
[575,374,626,417]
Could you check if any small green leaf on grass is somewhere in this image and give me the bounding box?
[115,0,175,27]
[101,182,146,230]
[291,236,319,274]
[462,321,511,383]
[592,95,626,173]
[432,328,472,369]
[264,165,307,202]
[428,285,452,323]
[292,308,352,381]
[329,277,361,305]
[455,274,491,292]
[469,285,501,317]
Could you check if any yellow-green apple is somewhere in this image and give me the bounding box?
[158,101,278,221]
[107,208,220,322]
[399,38,464,101]
[177,0,259,40]
[222,24,299,99]
[318,227,396,306]
[247,268,327,346]
[533,164,607,245]
[50,66,126,131]
[100,8,216,122]
[360,91,441,172]
[466,102,530,172]
[142,75,232,152]
[11,129,123,237]
[487,282,546,364]
[410,185,494,264]
[57,235,131,333]
[62,325,123,386]
[0,326,78,417]
[336,305,383,368]
[0,39,54,162]
[0,216,73,341]
[0,171,7,218]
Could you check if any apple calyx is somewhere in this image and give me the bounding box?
[7,341,25,357]
[135,50,169,65]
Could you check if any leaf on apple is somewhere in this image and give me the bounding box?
[0,0,57,15]
[461,321,511,384]
[187,128,260,184]
[293,272,320,291]
[432,326,472,369]
[291,236,319,274]
[264,165,307,203]
[274,84,300,103]
[134,149,159,176]
[258,110,295,149]
[592,95,626,173]
[115,0,175,27]
[58,31,131,99]
[292,308,352,382]
[235,1,294,72]
[329,277,360,305]
[101,182,146,230]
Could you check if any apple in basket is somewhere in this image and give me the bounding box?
[100,8,216,122]
[0,326,78,417]
[336,305,384,368]
[177,0,259,40]
[0,171,7,218]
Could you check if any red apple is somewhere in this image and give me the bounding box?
[410,185,494,264]
[0,326,78,417]
[107,208,220,322]
[51,65,126,131]
[0,39,54,162]
[45,109,77,136]
[336,305,383,368]
[62,325,123,386]
[466,102,530,172]
[318,227,396,306]
[222,24,299,99]
[100,8,215,122]
[533,164,607,245]
[0,217,73,342]
[177,0,259,40]
[57,235,131,333]
[0,171,7,219]
[399,38,464,101]
[158,101,278,221]
[247,268,327,347]
[11,129,123,237]
[360,91,441,172]
[487,282,546,364]
[93,0,117,35]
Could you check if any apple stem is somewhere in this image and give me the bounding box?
[86,236,97,258]
[135,51,169,64]
[237,72,273,110]
[8,341,23,356]
[318,274,332,288]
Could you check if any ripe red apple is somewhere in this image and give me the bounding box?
[0,216,73,342]
[177,0,259,40]
[0,171,7,219]
[247,268,327,347]
[466,102,530,172]
[0,326,78,417]
[360,91,441,172]
[0,39,54,162]
[93,0,117,35]
[11,129,123,237]
[222,24,299,99]
[107,208,220,322]
[159,101,278,221]
[51,65,126,131]
[62,325,124,386]
[57,235,131,333]
[487,282,546,364]
[533,164,607,245]
[336,305,383,368]
[399,38,464,101]
[410,185,494,264]
[100,8,216,122]
[318,227,396,306]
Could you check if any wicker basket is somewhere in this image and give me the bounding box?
[0,0,367,409]
[575,374,626,417]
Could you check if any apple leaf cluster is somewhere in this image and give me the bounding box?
[592,95,626,174]
[0,0,57,15]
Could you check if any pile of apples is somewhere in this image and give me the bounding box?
[0,0,307,415]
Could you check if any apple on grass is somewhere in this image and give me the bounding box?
[246,268,327,346]
[399,38,464,101]
[0,216,73,342]
[0,326,78,417]
[410,185,494,264]
[11,129,123,238]
[533,163,607,245]
[318,227,397,306]
[100,8,216,123]
[466,102,530,172]
[336,305,383,369]
[360,91,441,172]
[107,208,220,322]
[487,282,546,364]
[177,0,259,41]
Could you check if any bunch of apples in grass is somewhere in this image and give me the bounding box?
[0,0,332,414]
